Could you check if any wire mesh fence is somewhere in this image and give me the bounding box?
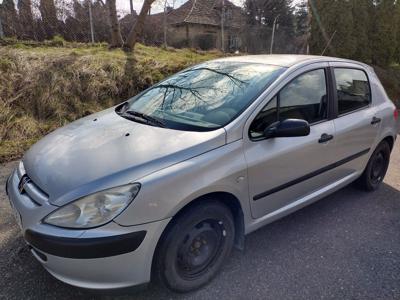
[0,0,129,43]
[0,0,307,55]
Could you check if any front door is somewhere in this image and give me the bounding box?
[245,66,339,219]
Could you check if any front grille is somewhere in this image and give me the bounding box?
[17,162,49,206]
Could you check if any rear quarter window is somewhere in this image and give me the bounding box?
[334,68,371,115]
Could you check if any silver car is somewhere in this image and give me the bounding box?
[6,55,398,292]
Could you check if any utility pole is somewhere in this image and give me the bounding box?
[270,14,280,54]
[221,0,225,52]
[0,15,4,39]
[88,0,95,43]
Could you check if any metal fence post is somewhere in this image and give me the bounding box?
[0,14,4,39]
[88,0,95,43]
[270,14,280,54]
[163,0,167,47]
[221,0,225,52]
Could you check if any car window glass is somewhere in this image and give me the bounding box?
[123,62,285,131]
[279,69,327,123]
[249,69,327,139]
[249,96,278,139]
[335,68,371,115]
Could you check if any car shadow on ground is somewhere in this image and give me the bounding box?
[1,180,400,300]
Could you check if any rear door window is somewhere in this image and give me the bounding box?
[334,68,371,115]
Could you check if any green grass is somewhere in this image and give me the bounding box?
[0,42,224,163]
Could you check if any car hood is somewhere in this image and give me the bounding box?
[23,108,226,204]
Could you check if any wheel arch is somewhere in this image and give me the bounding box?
[382,135,395,151]
[191,192,245,251]
[164,192,245,250]
[151,191,245,282]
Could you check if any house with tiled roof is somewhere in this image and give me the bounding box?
[151,0,243,51]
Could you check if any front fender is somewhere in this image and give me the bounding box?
[114,140,251,226]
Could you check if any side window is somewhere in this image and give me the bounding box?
[279,69,327,123]
[249,96,278,139]
[334,68,371,115]
[250,69,328,139]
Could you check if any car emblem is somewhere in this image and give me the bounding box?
[18,175,31,194]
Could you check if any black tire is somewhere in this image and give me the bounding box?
[153,201,235,293]
[357,141,391,191]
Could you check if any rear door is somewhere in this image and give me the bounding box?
[329,63,381,176]
[245,63,339,219]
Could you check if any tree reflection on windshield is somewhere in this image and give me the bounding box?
[124,62,285,131]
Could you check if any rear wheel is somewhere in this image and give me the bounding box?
[357,141,391,191]
[154,201,235,292]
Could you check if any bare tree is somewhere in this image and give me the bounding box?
[123,0,156,51]
[107,0,123,47]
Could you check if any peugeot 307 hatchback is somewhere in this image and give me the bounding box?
[6,55,398,292]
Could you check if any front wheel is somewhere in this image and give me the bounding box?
[153,201,235,293]
[357,141,391,191]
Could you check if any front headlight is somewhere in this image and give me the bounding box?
[43,184,140,229]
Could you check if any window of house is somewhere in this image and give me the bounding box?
[334,68,371,115]
[229,35,239,49]
[250,69,328,139]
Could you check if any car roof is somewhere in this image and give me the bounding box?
[213,54,367,68]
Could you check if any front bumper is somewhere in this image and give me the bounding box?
[6,166,171,289]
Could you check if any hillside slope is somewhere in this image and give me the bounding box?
[0,43,222,163]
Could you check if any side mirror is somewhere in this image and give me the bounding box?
[263,119,310,139]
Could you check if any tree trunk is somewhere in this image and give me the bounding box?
[1,0,20,37]
[123,0,156,51]
[107,0,123,47]
[18,0,34,39]
[39,0,58,38]
[129,0,134,15]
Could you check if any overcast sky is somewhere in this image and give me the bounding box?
[116,0,245,14]
[0,0,300,15]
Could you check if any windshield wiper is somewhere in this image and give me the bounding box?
[122,110,166,128]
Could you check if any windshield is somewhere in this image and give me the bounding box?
[118,61,285,131]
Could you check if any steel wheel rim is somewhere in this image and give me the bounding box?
[370,150,387,184]
[176,219,226,279]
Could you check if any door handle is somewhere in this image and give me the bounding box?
[319,133,334,143]
[371,117,381,125]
